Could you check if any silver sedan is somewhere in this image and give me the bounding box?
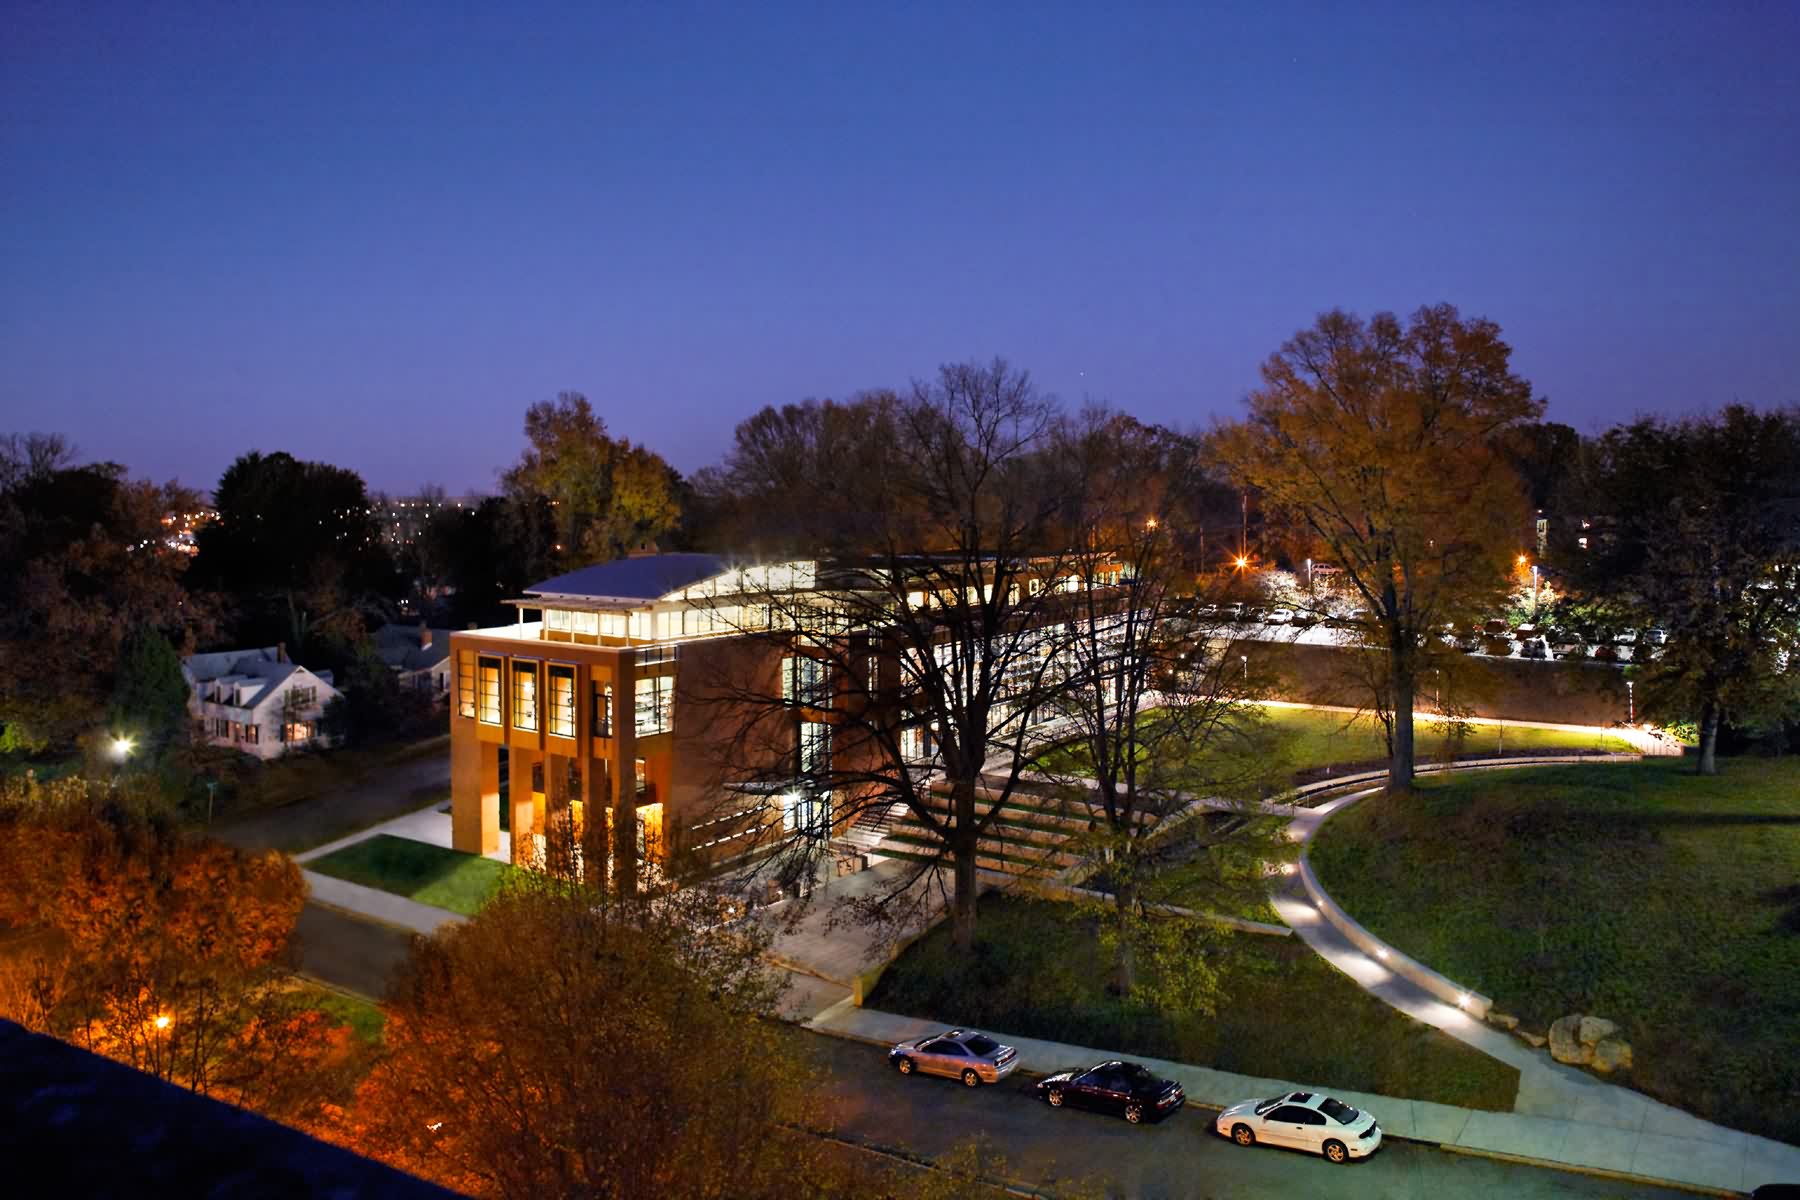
[888,1029,1019,1087]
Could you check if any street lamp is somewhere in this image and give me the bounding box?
[111,735,135,762]
[1241,654,1248,681]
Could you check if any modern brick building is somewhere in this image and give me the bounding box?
[448,554,837,881]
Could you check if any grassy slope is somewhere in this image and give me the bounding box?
[867,896,1518,1111]
[306,834,520,916]
[1309,757,1800,1143]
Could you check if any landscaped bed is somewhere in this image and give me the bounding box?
[1308,756,1800,1143]
[866,895,1519,1111]
[306,834,521,917]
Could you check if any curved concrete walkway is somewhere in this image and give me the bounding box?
[1285,778,1800,1195]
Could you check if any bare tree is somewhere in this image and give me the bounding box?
[692,360,1090,950]
[1030,411,1291,999]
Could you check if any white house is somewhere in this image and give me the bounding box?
[183,645,340,760]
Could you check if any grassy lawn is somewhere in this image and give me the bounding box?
[1309,756,1800,1143]
[307,833,521,916]
[867,895,1519,1111]
[1259,706,1635,776]
[293,982,386,1043]
[1036,706,1634,789]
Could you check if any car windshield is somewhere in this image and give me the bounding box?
[1319,1098,1361,1124]
[1254,1097,1285,1116]
[963,1036,1000,1056]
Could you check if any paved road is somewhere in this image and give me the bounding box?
[290,902,416,999]
[214,737,450,855]
[803,1035,1691,1200]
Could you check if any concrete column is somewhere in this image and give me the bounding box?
[509,746,539,866]
[612,652,638,896]
[451,733,499,856]
[581,752,608,891]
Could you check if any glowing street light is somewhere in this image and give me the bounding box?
[1145,516,1159,531]
[111,735,136,762]
[153,1014,171,1031]
[1234,555,1248,570]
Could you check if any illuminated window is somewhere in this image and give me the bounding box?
[477,656,502,725]
[591,680,613,737]
[635,674,672,736]
[283,720,313,743]
[574,611,598,636]
[548,664,575,737]
[800,720,830,778]
[457,651,476,719]
[546,608,571,633]
[513,661,539,731]
[245,724,260,744]
[782,655,829,708]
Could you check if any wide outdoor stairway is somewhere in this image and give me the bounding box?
[873,782,1158,879]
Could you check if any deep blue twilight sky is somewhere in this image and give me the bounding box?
[3,2,1797,494]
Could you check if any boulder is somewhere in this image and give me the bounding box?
[1517,1030,1547,1049]
[1485,1011,1520,1032]
[1591,1038,1633,1073]
[1548,1014,1592,1065]
[1578,1016,1618,1046]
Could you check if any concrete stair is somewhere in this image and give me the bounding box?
[872,782,1162,879]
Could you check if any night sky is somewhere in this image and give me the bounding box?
[4,2,1797,495]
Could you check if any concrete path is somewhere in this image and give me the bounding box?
[301,870,465,937]
[1280,783,1800,1196]
[293,796,510,866]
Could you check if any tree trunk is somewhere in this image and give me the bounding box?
[949,777,980,951]
[1697,701,1720,776]
[1388,633,1415,794]
[950,836,978,951]
[1111,880,1137,997]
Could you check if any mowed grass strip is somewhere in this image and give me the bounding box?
[307,834,521,916]
[867,895,1518,1111]
[1309,756,1800,1143]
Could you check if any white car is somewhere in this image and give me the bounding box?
[1215,1090,1382,1163]
[1263,608,1294,625]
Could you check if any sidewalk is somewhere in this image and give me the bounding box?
[805,998,1797,1196]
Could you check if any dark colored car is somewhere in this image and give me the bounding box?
[1034,1060,1185,1124]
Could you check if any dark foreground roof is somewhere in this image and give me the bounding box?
[525,553,733,601]
[0,1019,458,1199]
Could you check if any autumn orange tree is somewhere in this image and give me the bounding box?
[1215,305,1541,792]
[345,877,826,1200]
[0,792,359,1121]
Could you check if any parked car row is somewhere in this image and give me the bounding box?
[886,1030,1382,1163]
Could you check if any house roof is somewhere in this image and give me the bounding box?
[1,1019,457,1198]
[372,623,453,671]
[524,553,735,604]
[183,648,335,710]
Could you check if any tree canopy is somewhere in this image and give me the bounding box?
[500,392,682,571]
[191,451,396,665]
[0,434,214,755]
[1571,405,1800,772]
[1214,305,1542,792]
